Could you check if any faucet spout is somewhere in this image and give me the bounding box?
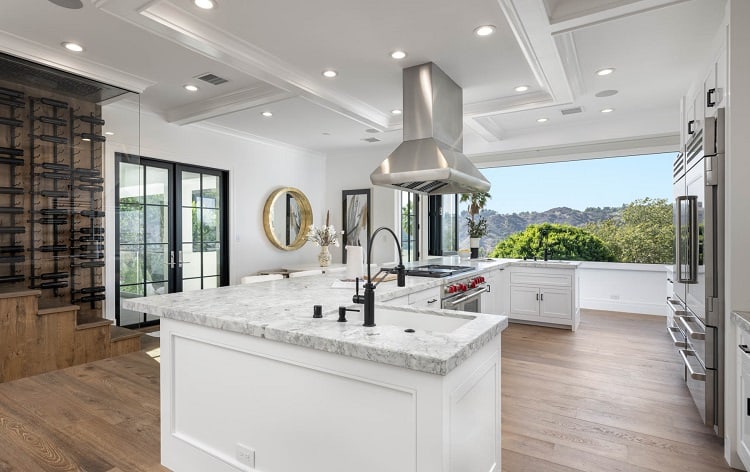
[353,226,406,327]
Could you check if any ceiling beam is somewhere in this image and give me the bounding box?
[548,0,691,35]
[166,84,294,125]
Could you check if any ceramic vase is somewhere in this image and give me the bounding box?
[318,245,332,267]
[470,237,480,259]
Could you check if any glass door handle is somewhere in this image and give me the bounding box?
[178,250,191,268]
[168,251,177,268]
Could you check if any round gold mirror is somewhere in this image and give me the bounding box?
[263,187,313,251]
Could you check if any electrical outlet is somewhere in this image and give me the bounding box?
[236,443,255,468]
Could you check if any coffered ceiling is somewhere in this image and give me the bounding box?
[0,0,726,158]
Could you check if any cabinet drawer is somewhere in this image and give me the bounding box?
[409,287,440,308]
[510,272,571,287]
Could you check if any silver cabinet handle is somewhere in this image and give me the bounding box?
[540,293,544,301]
[668,326,686,348]
[676,315,705,340]
[679,349,706,381]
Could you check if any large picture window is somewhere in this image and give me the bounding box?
[400,191,419,262]
[428,194,458,256]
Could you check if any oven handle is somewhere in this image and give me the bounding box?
[679,349,706,381]
[676,314,706,340]
[444,285,489,306]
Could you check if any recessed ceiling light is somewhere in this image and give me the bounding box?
[183,84,199,92]
[62,42,84,52]
[194,0,216,9]
[48,0,83,9]
[595,89,618,98]
[104,131,114,136]
[322,69,338,78]
[474,25,496,37]
[596,68,615,76]
[81,138,91,142]
[537,118,548,123]
[601,108,614,113]
[391,109,402,115]
[390,50,407,60]
[261,111,273,117]
[515,85,529,92]
[322,132,331,136]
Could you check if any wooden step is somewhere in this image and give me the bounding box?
[37,301,79,316]
[109,325,144,358]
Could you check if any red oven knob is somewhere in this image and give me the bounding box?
[460,283,467,291]
[469,281,476,289]
[448,285,456,293]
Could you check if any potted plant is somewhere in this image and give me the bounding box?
[460,192,491,258]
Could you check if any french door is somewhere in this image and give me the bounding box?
[115,153,229,327]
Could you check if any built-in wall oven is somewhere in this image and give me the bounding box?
[441,274,488,313]
[670,107,725,437]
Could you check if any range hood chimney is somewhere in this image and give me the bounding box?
[370,62,490,195]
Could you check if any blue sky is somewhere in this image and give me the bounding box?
[479,152,676,214]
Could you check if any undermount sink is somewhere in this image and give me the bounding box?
[337,306,472,333]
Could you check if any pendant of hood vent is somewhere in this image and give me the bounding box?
[370,63,490,195]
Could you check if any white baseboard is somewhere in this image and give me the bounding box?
[581,298,666,316]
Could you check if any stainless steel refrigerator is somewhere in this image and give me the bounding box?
[669,107,725,437]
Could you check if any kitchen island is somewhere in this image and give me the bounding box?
[123,268,508,472]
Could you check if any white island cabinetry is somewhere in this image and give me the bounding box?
[508,263,580,330]
[123,274,506,472]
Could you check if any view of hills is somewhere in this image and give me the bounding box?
[458,205,624,253]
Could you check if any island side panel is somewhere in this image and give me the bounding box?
[159,318,501,472]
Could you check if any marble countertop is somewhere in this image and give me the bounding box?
[122,258,524,375]
[731,311,750,334]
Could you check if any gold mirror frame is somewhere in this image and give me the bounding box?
[263,187,313,251]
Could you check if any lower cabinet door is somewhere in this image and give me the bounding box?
[540,287,572,320]
[509,285,539,318]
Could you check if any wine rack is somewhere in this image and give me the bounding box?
[70,111,105,309]
[0,86,26,285]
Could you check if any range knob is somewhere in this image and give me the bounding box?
[447,285,456,294]
[469,280,477,289]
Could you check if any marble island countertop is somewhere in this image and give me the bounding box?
[123,257,576,375]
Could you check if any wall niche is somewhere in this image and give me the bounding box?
[0,53,133,321]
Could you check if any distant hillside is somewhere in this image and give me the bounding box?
[459,205,624,253]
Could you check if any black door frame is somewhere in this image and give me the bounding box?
[114,153,229,327]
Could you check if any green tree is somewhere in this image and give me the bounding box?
[586,198,674,264]
[489,223,615,261]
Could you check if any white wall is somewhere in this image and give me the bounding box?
[577,262,668,316]
[103,101,327,319]
[725,0,750,466]
[325,147,402,266]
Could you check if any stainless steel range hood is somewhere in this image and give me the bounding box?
[370,62,490,195]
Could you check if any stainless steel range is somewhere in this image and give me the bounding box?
[403,264,475,278]
[441,274,488,313]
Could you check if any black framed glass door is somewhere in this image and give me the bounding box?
[115,154,228,327]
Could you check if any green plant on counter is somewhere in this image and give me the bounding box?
[461,191,491,239]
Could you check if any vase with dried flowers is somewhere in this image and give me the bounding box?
[306,210,339,267]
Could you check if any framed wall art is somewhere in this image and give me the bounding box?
[341,189,371,263]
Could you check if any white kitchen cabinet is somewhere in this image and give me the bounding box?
[481,268,505,316]
[738,330,750,468]
[508,266,579,330]
[383,286,441,309]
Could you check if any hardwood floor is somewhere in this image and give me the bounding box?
[0,310,735,471]
[0,350,167,472]
[502,309,735,471]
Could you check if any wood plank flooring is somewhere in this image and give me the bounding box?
[0,310,736,471]
[502,309,735,471]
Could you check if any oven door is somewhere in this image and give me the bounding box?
[442,286,487,313]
